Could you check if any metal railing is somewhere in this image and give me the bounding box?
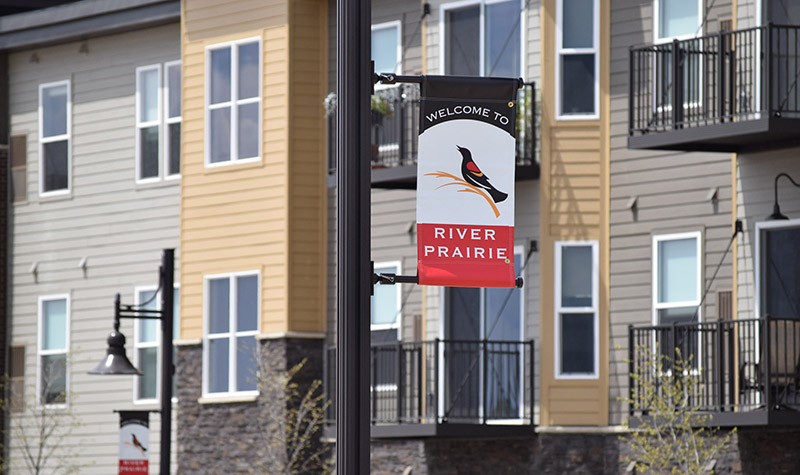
[630,24,800,136]
[327,82,537,174]
[629,317,800,416]
[324,339,535,426]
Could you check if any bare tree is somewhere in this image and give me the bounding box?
[252,356,333,475]
[622,349,735,474]
[2,356,84,474]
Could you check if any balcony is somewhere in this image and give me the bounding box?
[629,24,800,152]
[628,317,800,427]
[324,339,536,438]
[327,82,538,189]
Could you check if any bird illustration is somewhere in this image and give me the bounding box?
[457,145,508,204]
[132,433,147,453]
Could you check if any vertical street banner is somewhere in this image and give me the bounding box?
[118,411,150,474]
[417,76,518,288]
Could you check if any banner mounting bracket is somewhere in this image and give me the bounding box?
[373,272,523,288]
[374,72,525,90]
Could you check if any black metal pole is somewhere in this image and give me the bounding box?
[159,249,175,475]
[337,0,371,472]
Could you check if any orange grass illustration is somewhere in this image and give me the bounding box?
[424,171,500,218]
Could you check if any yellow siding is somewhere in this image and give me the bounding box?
[539,0,610,426]
[180,0,327,339]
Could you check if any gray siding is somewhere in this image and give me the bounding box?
[608,0,735,425]
[8,23,180,474]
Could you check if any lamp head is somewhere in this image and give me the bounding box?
[768,202,789,221]
[89,329,141,375]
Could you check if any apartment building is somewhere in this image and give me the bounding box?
[1,1,181,473]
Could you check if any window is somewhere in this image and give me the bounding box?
[38,295,69,406]
[654,0,701,42]
[371,262,402,343]
[372,21,402,75]
[556,0,598,119]
[39,81,70,196]
[203,272,259,396]
[441,0,521,77]
[653,232,701,325]
[134,286,180,403]
[206,39,261,167]
[11,134,27,202]
[136,61,181,182]
[756,221,800,318]
[555,242,598,378]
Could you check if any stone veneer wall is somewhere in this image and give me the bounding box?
[370,429,800,474]
[176,338,325,474]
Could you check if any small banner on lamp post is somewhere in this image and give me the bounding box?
[416,76,518,288]
[118,411,149,474]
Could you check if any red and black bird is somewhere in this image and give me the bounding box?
[457,145,508,204]
[132,434,147,453]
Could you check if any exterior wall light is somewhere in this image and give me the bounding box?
[768,173,800,220]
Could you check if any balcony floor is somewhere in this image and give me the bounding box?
[629,116,800,153]
[325,421,536,439]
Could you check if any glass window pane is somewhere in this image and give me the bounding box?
[137,347,158,400]
[209,338,229,393]
[485,0,521,76]
[237,275,258,332]
[43,299,67,351]
[210,107,231,163]
[139,125,159,179]
[43,140,69,192]
[167,64,181,118]
[370,328,398,344]
[209,278,230,334]
[210,48,232,104]
[560,313,594,374]
[137,289,158,343]
[561,246,592,307]
[168,123,180,175]
[237,103,259,159]
[562,0,593,48]
[236,336,258,391]
[561,54,595,115]
[658,237,698,304]
[42,85,67,137]
[446,6,480,75]
[659,0,698,39]
[372,26,399,74]
[173,288,180,338]
[371,265,398,326]
[763,227,800,318]
[238,42,259,99]
[485,253,522,340]
[139,69,159,123]
[41,354,67,404]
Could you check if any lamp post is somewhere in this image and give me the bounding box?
[90,248,174,475]
[767,172,800,220]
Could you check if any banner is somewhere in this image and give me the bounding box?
[119,411,149,474]
[416,76,518,288]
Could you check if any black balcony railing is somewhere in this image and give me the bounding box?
[324,339,535,427]
[630,24,800,138]
[327,82,537,179]
[629,317,800,421]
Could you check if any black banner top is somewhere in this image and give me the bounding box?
[419,75,519,137]
[119,410,150,428]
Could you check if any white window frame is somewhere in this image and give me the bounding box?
[754,218,800,319]
[653,0,703,43]
[202,270,261,398]
[164,60,182,180]
[37,294,70,408]
[371,20,403,79]
[38,80,71,197]
[133,285,181,404]
[136,64,163,184]
[204,37,262,168]
[651,231,702,326]
[554,241,599,379]
[439,0,525,77]
[371,260,402,336]
[555,0,600,120]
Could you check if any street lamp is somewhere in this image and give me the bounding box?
[90,248,175,475]
[767,172,800,220]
